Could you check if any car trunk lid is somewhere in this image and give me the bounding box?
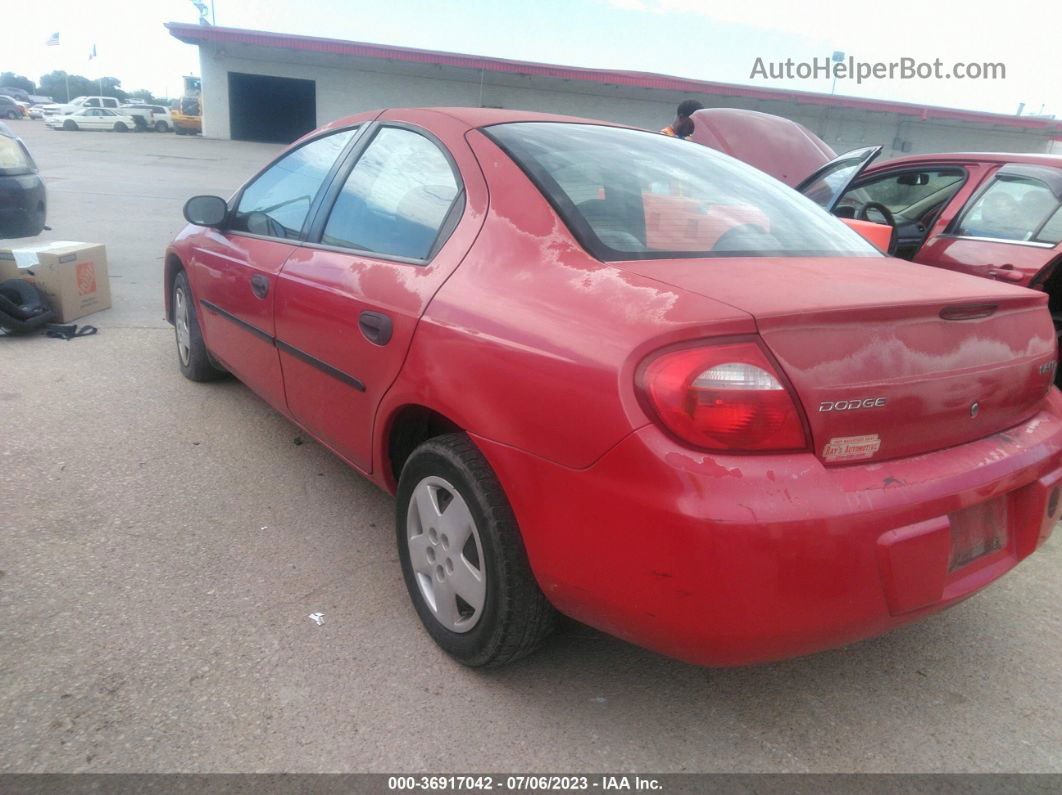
[618,256,1057,463]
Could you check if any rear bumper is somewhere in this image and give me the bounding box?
[473,390,1062,666]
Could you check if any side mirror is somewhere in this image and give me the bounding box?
[183,195,227,228]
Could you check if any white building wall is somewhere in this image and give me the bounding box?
[198,47,679,139]
[196,44,1055,159]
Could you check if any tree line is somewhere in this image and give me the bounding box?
[1,71,169,105]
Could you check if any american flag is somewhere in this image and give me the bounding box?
[45,32,59,46]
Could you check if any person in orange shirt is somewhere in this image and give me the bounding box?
[660,100,703,139]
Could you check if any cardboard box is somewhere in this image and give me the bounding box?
[0,241,111,323]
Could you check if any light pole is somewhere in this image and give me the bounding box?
[831,50,845,95]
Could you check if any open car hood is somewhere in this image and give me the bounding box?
[689,108,889,250]
[688,108,837,187]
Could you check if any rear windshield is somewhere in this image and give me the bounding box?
[486,122,879,261]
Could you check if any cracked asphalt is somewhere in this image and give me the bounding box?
[1,122,1060,773]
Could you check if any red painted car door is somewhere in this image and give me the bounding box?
[190,128,359,412]
[916,162,1062,287]
[273,113,487,474]
[190,232,295,411]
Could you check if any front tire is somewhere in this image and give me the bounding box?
[154,120,169,132]
[114,122,128,132]
[396,433,555,667]
[172,270,225,382]
[63,119,77,131]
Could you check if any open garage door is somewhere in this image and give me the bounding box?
[228,72,316,143]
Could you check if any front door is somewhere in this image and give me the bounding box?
[190,127,358,411]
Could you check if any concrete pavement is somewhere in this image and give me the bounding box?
[1,121,1060,773]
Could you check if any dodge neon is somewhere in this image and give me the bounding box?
[164,108,1062,667]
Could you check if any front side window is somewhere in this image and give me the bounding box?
[487,123,878,260]
[85,98,100,108]
[231,128,356,239]
[321,127,461,260]
[955,175,1062,243]
[798,147,879,210]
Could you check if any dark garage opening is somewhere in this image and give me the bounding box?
[228,72,316,143]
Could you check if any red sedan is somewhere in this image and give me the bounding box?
[165,108,1062,667]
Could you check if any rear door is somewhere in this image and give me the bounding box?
[274,111,487,472]
[917,163,1062,287]
[83,109,108,129]
[189,127,359,411]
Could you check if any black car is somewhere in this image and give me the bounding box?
[0,121,46,238]
[0,95,24,120]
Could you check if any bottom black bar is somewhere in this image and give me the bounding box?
[1,774,1059,795]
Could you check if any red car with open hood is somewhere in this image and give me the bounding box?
[164,108,1062,667]
[691,108,1062,359]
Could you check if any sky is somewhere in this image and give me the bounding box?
[4,0,1058,117]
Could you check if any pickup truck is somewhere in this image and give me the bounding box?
[40,96,122,117]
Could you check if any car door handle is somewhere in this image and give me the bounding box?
[359,311,393,345]
[250,273,269,299]
[987,265,1023,283]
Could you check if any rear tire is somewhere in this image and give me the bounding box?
[396,433,555,667]
[173,270,226,382]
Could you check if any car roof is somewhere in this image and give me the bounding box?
[329,107,632,131]
[871,151,1062,169]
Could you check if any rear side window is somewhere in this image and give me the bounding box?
[321,127,461,260]
[486,122,878,261]
[955,175,1062,244]
[1038,206,1062,245]
[231,129,356,239]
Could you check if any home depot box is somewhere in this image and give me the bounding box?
[0,241,111,323]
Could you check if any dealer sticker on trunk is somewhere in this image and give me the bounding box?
[823,434,881,462]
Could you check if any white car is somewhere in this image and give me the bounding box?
[46,108,138,132]
[120,103,174,132]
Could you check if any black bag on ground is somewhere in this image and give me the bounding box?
[0,278,56,335]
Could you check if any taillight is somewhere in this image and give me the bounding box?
[639,340,808,452]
